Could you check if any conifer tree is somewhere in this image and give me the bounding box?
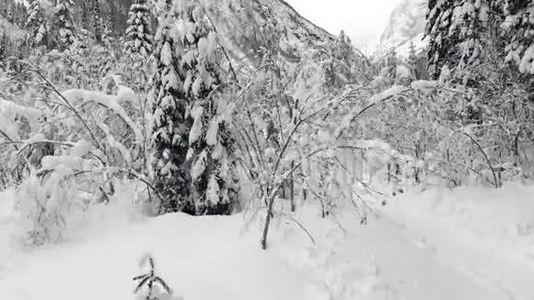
[330,30,354,87]
[7,2,14,23]
[80,1,90,31]
[125,0,153,57]
[53,0,75,50]
[150,1,239,215]
[426,0,487,82]
[426,0,457,79]
[497,0,534,74]
[90,0,102,43]
[149,1,192,213]
[25,0,48,47]
[0,31,7,61]
[407,42,419,78]
[180,3,238,215]
[385,48,397,83]
[450,0,485,85]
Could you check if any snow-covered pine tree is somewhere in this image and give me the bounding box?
[385,48,397,83]
[179,3,239,215]
[149,1,192,213]
[53,0,75,50]
[426,0,457,79]
[0,30,7,62]
[25,0,48,47]
[497,0,534,75]
[328,30,354,87]
[16,3,28,28]
[124,0,153,57]
[449,0,486,85]
[6,2,14,23]
[79,1,90,31]
[90,0,103,43]
[407,42,419,78]
[426,0,488,82]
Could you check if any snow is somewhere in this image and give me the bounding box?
[0,98,42,140]
[2,183,534,299]
[411,80,439,91]
[62,88,143,144]
[40,155,85,171]
[69,139,92,157]
[519,44,534,74]
[188,104,204,145]
[191,150,207,180]
[336,85,408,137]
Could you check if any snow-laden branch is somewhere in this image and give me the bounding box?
[63,87,143,145]
[335,82,439,138]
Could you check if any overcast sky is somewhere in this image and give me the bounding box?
[285,0,403,53]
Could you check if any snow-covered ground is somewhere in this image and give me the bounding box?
[1,183,534,300]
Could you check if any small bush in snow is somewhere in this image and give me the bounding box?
[134,254,182,300]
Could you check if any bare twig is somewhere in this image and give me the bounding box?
[277,211,316,245]
[461,131,499,188]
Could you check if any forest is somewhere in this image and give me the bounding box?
[0,0,533,299]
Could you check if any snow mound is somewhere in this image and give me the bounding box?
[2,183,534,299]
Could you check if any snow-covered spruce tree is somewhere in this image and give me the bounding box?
[150,1,238,215]
[385,48,397,83]
[25,0,48,47]
[449,0,486,85]
[180,4,239,215]
[497,0,534,75]
[125,0,153,57]
[149,1,192,213]
[407,42,422,79]
[52,0,76,50]
[326,30,354,88]
[0,31,7,62]
[426,0,488,82]
[90,0,103,43]
[426,0,457,79]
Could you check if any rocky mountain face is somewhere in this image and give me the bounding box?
[200,0,341,63]
[195,0,369,82]
[375,0,427,57]
[3,0,369,81]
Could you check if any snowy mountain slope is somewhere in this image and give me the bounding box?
[2,184,534,299]
[200,0,367,69]
[375,0,427,57]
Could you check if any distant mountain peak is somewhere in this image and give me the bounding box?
[375,0,427,58]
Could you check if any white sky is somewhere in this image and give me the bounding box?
[285,0,403,53]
